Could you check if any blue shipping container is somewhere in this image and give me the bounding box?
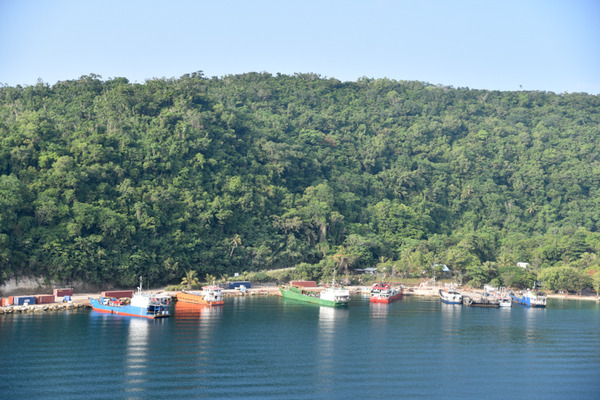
[13,296,36,305]
[228,281,251,289]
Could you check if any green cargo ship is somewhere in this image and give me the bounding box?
[279,285,350,307]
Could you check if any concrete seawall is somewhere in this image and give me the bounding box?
[0,302,89,314]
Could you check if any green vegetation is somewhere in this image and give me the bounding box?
[180,270,200,290]
[1,72,599,292]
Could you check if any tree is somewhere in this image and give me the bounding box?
[465,262,497,288]
[229,234,242,258]
[332,247,356,275]
[538,267,590,294]
[592,272,600,299]
[180,270,200,289]
[1,72,600,288]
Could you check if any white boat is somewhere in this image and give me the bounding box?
[439,288,462,304]
[498,297,512,307]
[319,275,350,305]
[319,284,350,304]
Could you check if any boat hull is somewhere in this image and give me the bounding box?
[463,295,500,307]
[440,298,462,304]
[463,299,499,307]
[509,293,546,308]
[89,298,170,319]
[370,290,403,304]
[176,291,224,306]
[439,289,463,304]
[280,287,347,307]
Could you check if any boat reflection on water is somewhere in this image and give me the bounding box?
[316,305,349,391]
[124,317,150,396]
[523,302,547,343]
[174,301,224,320]
[369,302,391,319]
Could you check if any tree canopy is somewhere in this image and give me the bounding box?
[1,72,599,289]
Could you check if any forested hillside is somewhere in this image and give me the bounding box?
[1,72,600,291]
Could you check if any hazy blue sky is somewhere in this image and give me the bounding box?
[1,0,599,93]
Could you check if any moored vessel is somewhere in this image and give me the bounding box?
[439,288,463,304]
[370,282,403,303]
[509,289,546,307]
[89,277,171,319]
[280,279,350,307]
[485,286,512,307]
[462,292,500,307]
[176,284,224,306]
[498,297,512,307]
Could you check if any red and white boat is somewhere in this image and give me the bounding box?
[370,283,403,303]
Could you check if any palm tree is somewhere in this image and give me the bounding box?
[229,234,242,258]
[333,247,356,275]
[180,270,200,289]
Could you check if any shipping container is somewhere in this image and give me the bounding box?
[290,281,318,287]
[11,296,37,305]
[101,290,134,298]
[53,288,74,297]
[0,298,7,306]
[35,295,55,304]
[228,281,251,289]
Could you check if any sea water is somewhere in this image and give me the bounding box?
[1,296,599,399]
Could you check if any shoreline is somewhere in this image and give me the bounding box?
[1,285,598,315]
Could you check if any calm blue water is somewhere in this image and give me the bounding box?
[1,296,599,400]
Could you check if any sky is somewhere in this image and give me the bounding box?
[1,0,599,94]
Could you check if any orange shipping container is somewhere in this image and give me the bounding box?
[0,298,7,306]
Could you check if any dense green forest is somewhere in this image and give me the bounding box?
[1,72,600,293]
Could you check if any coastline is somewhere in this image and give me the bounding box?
[1,285,597,315]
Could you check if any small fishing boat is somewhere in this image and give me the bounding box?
[510,289,546,307]
[176,283,224,306]
[89,277,171,319]
[439,288,463,304]
[370,282,403,304]
[498,297,512,307]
